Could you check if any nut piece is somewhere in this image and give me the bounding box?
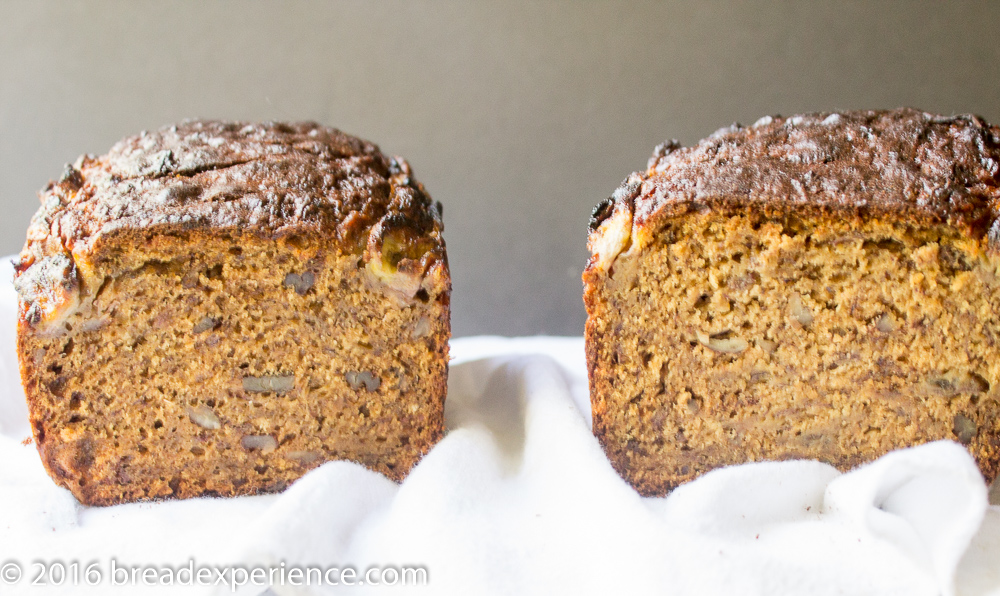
[192,316,219,334]
[588,205,632,273]
[757,339,777,354]
[79,316,111,333]
[875,313,895,333]
[696,331,748,354]
[286,450,322,464]
[788,294,814,326]
[283,272,315,295]
[241,435,277,453]
[181,270,200,289]
[242,375,295,394]
[953,414,977,445]
[188,406,221,430]
[925,371,991,397]
[411,316,432,339]
[346,371,381,391]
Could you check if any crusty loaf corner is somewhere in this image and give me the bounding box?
[15,121,450,506]
[585,109,1000,496]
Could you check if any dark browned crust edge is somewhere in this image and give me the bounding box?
[16,121,451,506]
[590,109,1000,250]
[584,108,1000,496]
[15,120,448,330]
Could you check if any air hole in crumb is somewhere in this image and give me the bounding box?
[415,289,430,303]
[968,372,991,393]
[228,246,242,256]
[205,264,223,280]
[359,404,370,418]
[153,420,163,430]
[49,363,63,374]
[940,244,972,273]
[67,414,83,424]
[138,445,148,454]
[284,235,308,251]
[862,238,906,255]
[781,216,806,237]
[61,339,74,356]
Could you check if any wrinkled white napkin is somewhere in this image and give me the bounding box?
[0,258,998,595]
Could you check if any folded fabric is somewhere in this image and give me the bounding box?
[0,259,997,596]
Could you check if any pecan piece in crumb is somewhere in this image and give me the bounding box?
[241,435,277,452]
[345,371,381,391]
[242,375,295,393]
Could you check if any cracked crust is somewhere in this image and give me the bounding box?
[15,121,451,505]
[16,120,448,330]
[585,109,1000,495]
[587,109,1000,275]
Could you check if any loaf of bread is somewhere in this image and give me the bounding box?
[584,109,1000,496]
[15,121,450,505]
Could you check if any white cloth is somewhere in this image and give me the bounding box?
[0,258,998,595]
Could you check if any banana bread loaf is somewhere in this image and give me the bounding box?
[584,109,1000,496]
[15,121,450,506]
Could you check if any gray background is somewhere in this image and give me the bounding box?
[1,1,998,337]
